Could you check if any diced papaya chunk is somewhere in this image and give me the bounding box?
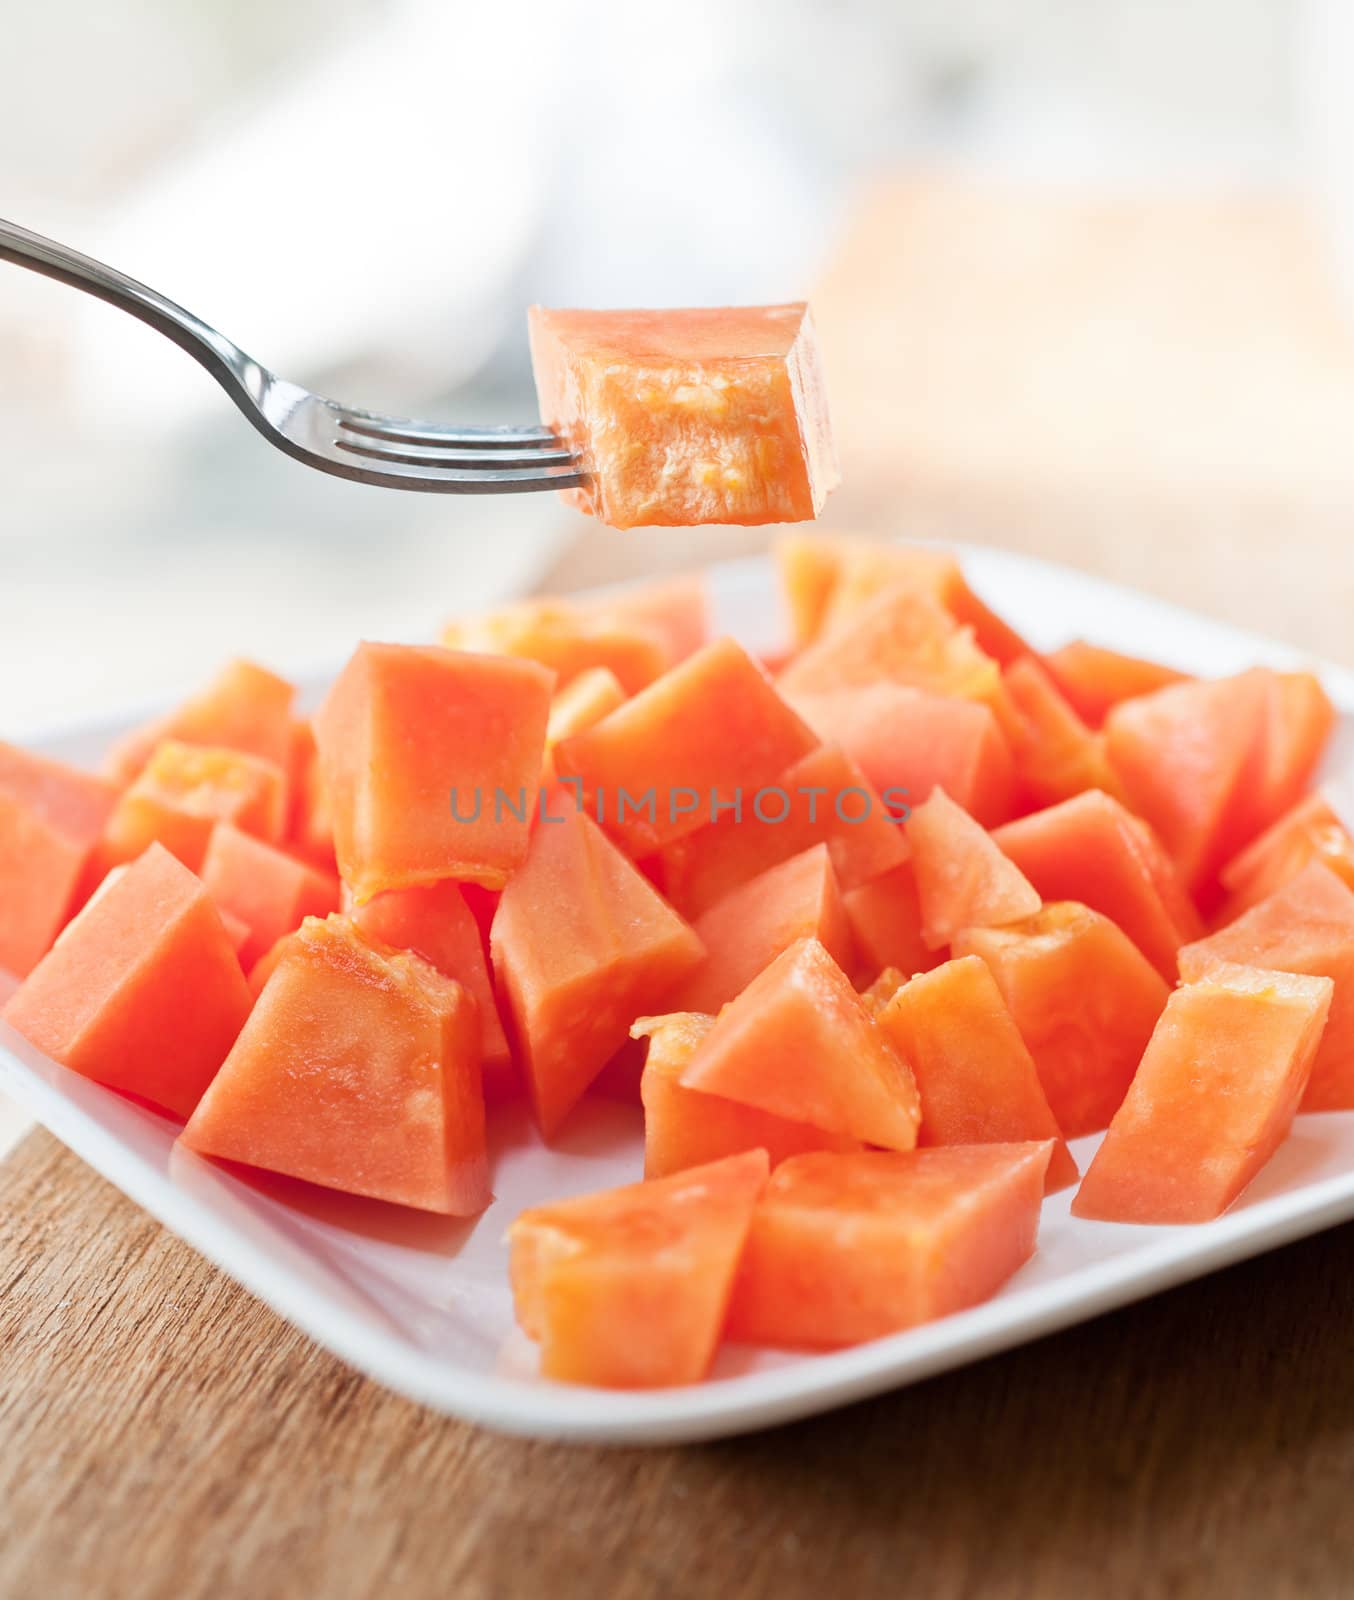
[1247,672,1335,842]
[1104,669,1274,898]
[491,802,704,1136]
[315,642,553,899]
[774,535,1029,663]
[181,914,488,1214]
[842,861,934,985]
[348,878,513,1098]
[509,1148,769,1387]
[1178,862,1354,1110]
[876,957,1076,1191]
[1040,640,1189,728]
[1073,963,1332,1223]
[657,742,907,918]
[3,842,250,1118]
[442,600,669,696]
[775,532,844,648]
[285,718,336,870]
[1217,792,1354,921]
[636,1013,861,1179]
[546,667,628,749]
[1003,655,1122,810]
[99,741,288,875]
[726,1143,1052,1349]
[590,574,709,664]
[681,937,921,1151]
[778,584,1015,739]
[0,741,119,977]
[199,823,339,970]
[993,790,1201,980]
[553,638,818,858]
[529,303,837,529]
[671,844,853,1015]
[787,683,1015,827]
[105,658,296,787]
[954,902,1170,1137]
[906,787,1040,950]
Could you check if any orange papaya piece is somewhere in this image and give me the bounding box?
[553,638,818,858]
[774,535,1029,663]
[671,844,853,1015]
[905,787,1040,950]
[491,801,704,1136]
[1103,669,1274,898]
[3,842,250,1118]
[1073,963,1332,1223]
[99,740,288,875]
[778,584,1015,740]
[1246,672,1334,841]
[546,666,628,749]
[842,861,934,985]
[315,641,553,899]
[105,658,296,787]
[181,914,487,1214]
[876,957,1076,1191]
[787,682,1015,827]
[657,742,907,919]
[1040,640,1189,728]
[954,902,1170,1137]
[509,1148,770,1387]
[348,878,513,1098]
[285,718,336,870]
[1216,791,1354,921]
[726,1143,1052,1349]
[0,741,119,977]
[1003,655,1122,810]
[636,1013,861,1179]
[528,303,838,529]
[993,790,1201,980]
[442,598,669,696]
[1178,861,1354,1110]
[588,573,709,664]
[681,937,921,1151]
[199,823,339,971]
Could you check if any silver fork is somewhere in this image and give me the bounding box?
[0,217,586,495]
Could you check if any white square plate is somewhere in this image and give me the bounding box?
[6,544,1354,1446]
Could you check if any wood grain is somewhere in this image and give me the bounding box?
[5,1127,1354,1599]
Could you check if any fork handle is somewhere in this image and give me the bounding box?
[0,215,266,404]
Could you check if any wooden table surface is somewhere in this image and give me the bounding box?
[6,513,1354,1600]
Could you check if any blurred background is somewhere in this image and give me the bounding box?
[5,0,1354,738]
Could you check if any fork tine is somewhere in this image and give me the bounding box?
[334,436,577,469]
[321,449,589,493]
[337,413,562,449]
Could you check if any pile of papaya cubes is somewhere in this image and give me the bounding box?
[1,534,1347,1389]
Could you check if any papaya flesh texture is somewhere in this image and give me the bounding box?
[843,861,935,986]
[993,790,1202,981]
[726,1143,1053,1349]
[1040,640,1189,728]
[490,802,704,1137]
[200,822,340,971]
[315,641,554,899]
[181,913,489,1215]
[1178,861,1354,1111]
[1073,963,1332,1223]
[528,304,838,529]
[905,786,1041,951]
[876,956,1077,1191]
[348,878,514,1099]
[954,902,1170,1138]
[0,740,119,977]
[509,1149,770,1387]
[681,936,922,1152]
[553,638,820,859]
[671,843,855,1015]
[636,1013,862,1179]
[3,842,251,1119]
